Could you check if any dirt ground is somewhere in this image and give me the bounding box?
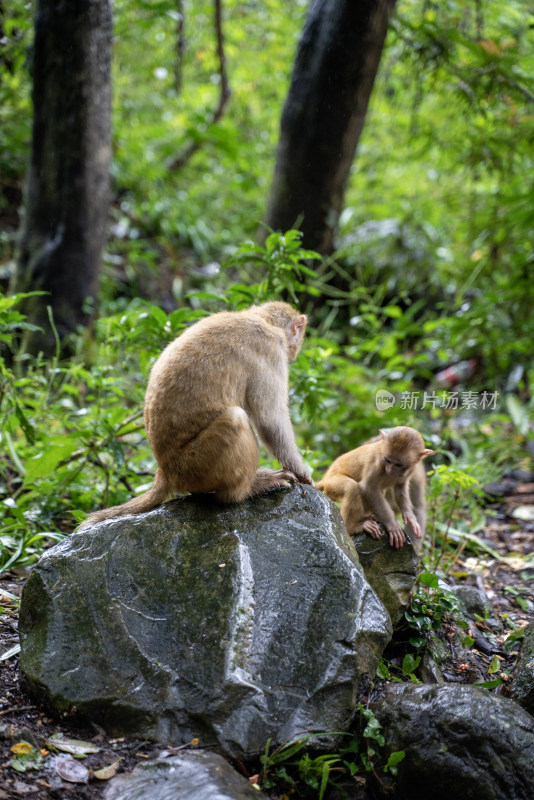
[1,477,533,799]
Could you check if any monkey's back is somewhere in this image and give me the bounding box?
[319,442,379,486]
[144,311,287,453]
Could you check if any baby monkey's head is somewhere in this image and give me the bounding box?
[380,426,433,478]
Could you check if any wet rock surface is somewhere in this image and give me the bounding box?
[370,683,534,800]
[103,750,264,800]
[451,583,500,627]
[351,533,419,627]
[19,487,391,759]
[508,619,534,715]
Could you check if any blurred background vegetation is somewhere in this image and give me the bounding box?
[0,0,533,573]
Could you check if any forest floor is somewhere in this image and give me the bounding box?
[1,477,533,799]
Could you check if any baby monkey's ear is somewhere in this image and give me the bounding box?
[421,448,434,459]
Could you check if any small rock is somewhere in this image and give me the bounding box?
[103,751,265,800]
[508,620,534,716]
[452,584,493,620]
[351,533,419,627]
[371,683,534,799]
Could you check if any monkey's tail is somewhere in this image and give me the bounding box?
[79,470,171,528]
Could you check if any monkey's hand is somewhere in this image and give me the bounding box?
[403,513,423,539]
[288,467,313,486]
[386,522,406,550]
[272,469,298,483]
[362,519,383,540]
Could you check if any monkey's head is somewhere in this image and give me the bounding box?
[379,426,433,478]
[253,302,307,362]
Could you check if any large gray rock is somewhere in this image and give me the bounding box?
[104,751,264,800]
[19,487,391,759]
[371,683,534,800]
[351,533,419,627]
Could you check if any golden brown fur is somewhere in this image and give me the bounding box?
[82,302,312,526]
[316,426,432,549]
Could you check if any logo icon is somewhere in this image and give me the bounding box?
[375,390,396,411]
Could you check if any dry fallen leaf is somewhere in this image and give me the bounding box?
[45,733,100,756]
[511,505,534,522]
[501,554,530,571]
[12,780,34,795]
[55,754,90,783]
[93,759,122,780]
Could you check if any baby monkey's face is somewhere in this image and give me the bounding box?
[382,449,419,478]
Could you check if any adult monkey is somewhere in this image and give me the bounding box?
[82,302,312,526]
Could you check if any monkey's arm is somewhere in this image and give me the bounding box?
[257,414,312,484]
[394,481,423,539]
[248,369,311,484]
[361,484,405,549]
[409,463,427,536]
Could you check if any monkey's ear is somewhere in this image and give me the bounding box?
[421,448,434,458]
[291,315,307,337]
[379,429,388,440]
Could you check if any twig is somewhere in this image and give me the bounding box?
[167,0,231,171]
[0,705,36,717]
[175,0,186,93]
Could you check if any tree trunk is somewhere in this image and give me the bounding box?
[14,0,112,355]
[265,0,396,255]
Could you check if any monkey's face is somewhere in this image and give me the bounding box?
[383,450,417,478]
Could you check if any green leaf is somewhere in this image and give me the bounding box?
[376,658,391,679]
[385,750,405,774]
[24,437,80,484]
[505,394,529,436]
[14,400,36,446]
[419,571,439,588]
[473,678,503,689]
[401,653,421,675]
[409,635,426,648]
[360,707,385,746]
[504,628,525,650]
[319,761,330,800]
[487,655,501,674]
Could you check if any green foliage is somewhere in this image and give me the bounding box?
[258,707,405,797]
[223,229,322,303]
[377,575,469,685]
[0,291,214,573]
[109,0,307,256]
[3,0,534,393]
[425,460,500,572]
[0,0,32,226]
[9,741,44,773]
[405,578,462,637]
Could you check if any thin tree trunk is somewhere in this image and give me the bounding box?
[265,0,396,255]
[14,0,112,354]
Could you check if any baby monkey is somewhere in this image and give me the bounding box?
[316,426,433,549]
